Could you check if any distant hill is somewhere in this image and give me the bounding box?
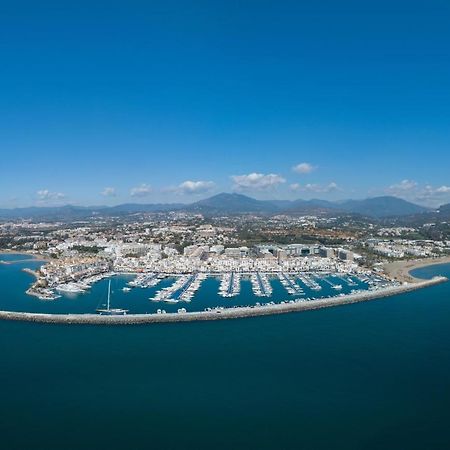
[189,193,344,215]
[0,193,433,220]
[187,193,277,214]
[283,196,429,218]
[285,198,340,215]
[436,203,450,220]
[0,205,101,221]
[106,203,184,215]
[0,203,183,221]
[337,196,430,218]
[438,203,450,214]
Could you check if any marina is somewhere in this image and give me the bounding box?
[219,272,241,297]
[298,273,322,290]
[278,272,304,295]
[1,4,449,447]
[56,282,86,294]
[320,277,343,290]
[250,272,273,297]
[14,262,407,315]
[150,273,207,303]
[128,273,160,289]
[334,274,358,287]
[96,280,128,315]
[0,276,446,325]
[2,262,450,450]
[1,253,449,323]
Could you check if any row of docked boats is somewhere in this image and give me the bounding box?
[127,272,161,289]
[150,273,206,303]
[250,272,273,297]
[176,273,207,302]
[46,271,384,309]
[278,272,304,295]
[55,272,114,295]
[219,272,241,297]
[298,273,322,290]
[334,275,358,287]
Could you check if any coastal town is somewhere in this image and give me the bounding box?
[0,210,449,319]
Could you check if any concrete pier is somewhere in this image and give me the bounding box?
[0,276,446,326]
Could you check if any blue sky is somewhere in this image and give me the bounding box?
[1,0,450,207]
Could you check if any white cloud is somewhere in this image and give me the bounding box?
[384,180,450,207]
[327,182,339,191]
[163,180,216,195]
[101,187,117,197]
[436,185,450,194]
[130,183,152,197]
[231,173,286,191]
[386,179,418,194]
[36,189,66,201]
[177,180,216,195]
[292,162,316,174]
[415,184,450,203]
[290,182,339,193]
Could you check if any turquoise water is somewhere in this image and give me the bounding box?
[1,255,450,449]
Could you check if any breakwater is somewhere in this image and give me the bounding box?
[0,276,446,325]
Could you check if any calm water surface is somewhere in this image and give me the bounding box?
[0,254,371,314]
[1,255,450,449]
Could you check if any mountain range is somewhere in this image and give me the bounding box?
[189,193,432,217]
[0,193,440,221]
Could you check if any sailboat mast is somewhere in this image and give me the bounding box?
[107,280,111,311]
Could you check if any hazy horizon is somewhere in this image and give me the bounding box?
[0,191,443,211]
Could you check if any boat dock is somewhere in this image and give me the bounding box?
[128,273,160,288]
[2,276,446,325]
[219,272,241,297]
[151,273,205,303]
[298,273,322,290]
[250,272,272,297]
[334,274,357,287]
[278,272,304,295]
[316,276,342,290]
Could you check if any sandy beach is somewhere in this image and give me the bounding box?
[383,256,450,283]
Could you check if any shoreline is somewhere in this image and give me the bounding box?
[0,276,446,326]
[0,250,50,264]
[1,253,449,326]
[383,256,450,283]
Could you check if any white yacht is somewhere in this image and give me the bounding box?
[97,280,128,315]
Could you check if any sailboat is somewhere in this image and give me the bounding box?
[96,280,128,315]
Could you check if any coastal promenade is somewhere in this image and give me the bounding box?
[0,276,446,326]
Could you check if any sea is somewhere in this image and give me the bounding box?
[1,253,450,449]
